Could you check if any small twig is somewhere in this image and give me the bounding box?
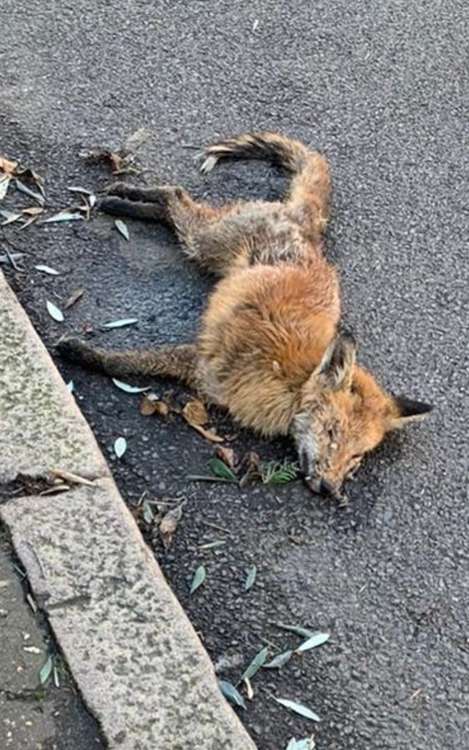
[186,474,237,484]
[200,520,232,535]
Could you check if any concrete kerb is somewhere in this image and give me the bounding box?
[0,271,256,750]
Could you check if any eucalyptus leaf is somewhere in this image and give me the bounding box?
[46,300,64,322]
[273,622,315,639]
[219,679,246,710]
[39,654,53,685]
[244,565,257,591]
[67,186,94,195]
[112,379,150,394]
[115,219,129,240]
[114,437,127,458]
[15,179,45,205]
[264,650,293,669]
[42,211,83,223]
[240,646,268,682]
[286,739,313,750]
[190,565,206,594]
[296,632,330,653]
[66,380,74,393]
[35,265,60,275]
[103,318,138,329]
[0,176,11,200]
[275,698,320,722]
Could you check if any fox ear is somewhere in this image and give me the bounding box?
[390,396,434,429]
[316,331,357,390]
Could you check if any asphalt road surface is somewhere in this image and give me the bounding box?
[1,1,468,748]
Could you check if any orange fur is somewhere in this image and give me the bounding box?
[59,132,432,499]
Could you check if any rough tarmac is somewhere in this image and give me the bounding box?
[1,1,468,749]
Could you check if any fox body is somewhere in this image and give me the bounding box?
[59,133,432,499]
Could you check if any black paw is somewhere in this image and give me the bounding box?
[56,336,87,363]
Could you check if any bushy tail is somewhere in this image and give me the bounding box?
[200,132,331,234]
[200,132,311,175]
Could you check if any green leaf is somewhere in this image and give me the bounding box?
[115,219,129,240]
[208,458,237,482]
[296,632,330,653]
[114,437,127,458]
[35,265,60,275]
[219,679,246,710]
[46,300,64,322]
[103,318,138,329]
[112,379,150,394]
[273,622,315,639]
[275,698,320,722]
[240,646,268,682]
[244,565,257,592]
[263,650,293,669]
[39,654,53,685]
[190,565,206,594]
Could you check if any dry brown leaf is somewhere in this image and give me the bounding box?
[64,288,85,309]
[159,504,184,550]
[239,451,262,486]
[140,394,170,417]
[182,399,208,427]
[0,156,18,175]
[22,206,44,216]
[188,422,224,443]
[50,469,95,487]
[215,446,237,471]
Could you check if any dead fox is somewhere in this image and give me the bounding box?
[58,132,432,500]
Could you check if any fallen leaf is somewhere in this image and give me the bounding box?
[273,623,315,639]
[22,206,44,216]
[64,288,85,309]
[66,380,74,393]
[263,650,293,669]
[0,176,11,200]
[219,679,246,710]
[240,646,269,682]
[140,393,170,417]
[15,179,45,205]
[35,265,59,275]
[296,632,330,653]
[114,437,127,458]
[286,739,315,750]
[182,399,208,426]
[67,186,94,196]
[142,500,155,525]
[159,504,184,550]
[39,655,53,685]
[190,564,206,594]
[50,469,95,488]
[46,300,64,322]
[0,253,24,265]
[274,698,320,722]
[103,318,138,329]
[244,677,254,700]
[24,646,42,654]
[19,215,41,230]
[53,666,60,688]
[112,379,150,394]
[0,156,18,174]
[208,458,237,481]
[42,210,83,223]
[115,219,129,240]
[244,565,257,592]
[215,445,237,471]
[1,210,22,225]
[188,423,224,443]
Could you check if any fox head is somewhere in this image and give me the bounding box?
[291,332,433,500]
